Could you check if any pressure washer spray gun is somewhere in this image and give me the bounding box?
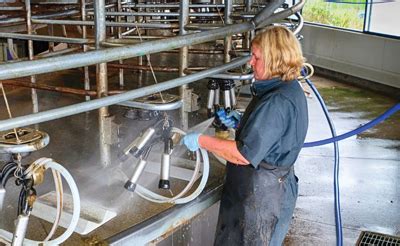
[121,114,181,192]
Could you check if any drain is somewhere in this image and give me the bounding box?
[357,231,400,246]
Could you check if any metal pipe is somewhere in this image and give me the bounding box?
[81,0,90,101]
[31,9,79,19]
[108,63,179,72]
[11,215,29,246]
[230,12,255,19]
[0,6,24,10]
[252,0,285,27]
[36,47,80,58]
[0,18,25,25]
[25,0,39,114]
[117,0,124,88]
[117,100,183,111]
[243,0,253,49]
[122,3,234,8]
[1,80,97,96]
[0,57,249,131]
[94,0,111,167]
[0,33,91,44]
[87,11,222,17]
[31,19,178,29]
[224,0,233,63]
[257,0,305,28]
[0,2,287,80]
[293,12,304,36]
[179,0,190,130]
[0,23,250,80]
[208,72,253,80]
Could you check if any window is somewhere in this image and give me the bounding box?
[302,0,366,31]
[365,0,400,37]
[301,0,400,37]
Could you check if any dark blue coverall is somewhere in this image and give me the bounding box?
[214,78,308,246]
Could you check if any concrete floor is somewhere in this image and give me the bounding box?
[0,51,399,245]
[286,76,399,245]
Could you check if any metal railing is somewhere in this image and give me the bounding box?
[0,0,305,132]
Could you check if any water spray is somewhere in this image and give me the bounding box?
[121,115,210,204]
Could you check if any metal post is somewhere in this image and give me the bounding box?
[137,0,143,87]
[48,25,54,52]
[81,0,91,101]
[117,0,124,88]
[244,0,253,49]
[25,0,39,113]
[95,0,111,167]
[179,0,190,130]
[224,0,233,63]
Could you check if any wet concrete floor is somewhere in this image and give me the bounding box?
[284,75,400,245]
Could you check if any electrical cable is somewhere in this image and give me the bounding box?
[303,71,343,246]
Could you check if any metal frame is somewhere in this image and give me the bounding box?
[0,0,306,131]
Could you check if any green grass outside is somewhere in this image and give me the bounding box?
[302,0,366,30]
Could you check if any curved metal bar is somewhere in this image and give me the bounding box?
[0,131,49,154]
[257,0,306,28]
[293,12,304,36]
[0,57,249,131]
[252,0,285,27]
[117,100,183,111]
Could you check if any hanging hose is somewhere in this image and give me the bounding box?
[43,169,63,242]
[134,128,210,204]
[302,71,343,246]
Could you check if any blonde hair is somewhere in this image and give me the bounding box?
[251,25,304,81]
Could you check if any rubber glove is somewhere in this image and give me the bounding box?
[182,132,201,151]
[216,109,241,129]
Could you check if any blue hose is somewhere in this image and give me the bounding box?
[304,103,400,147]
[303,74,343,246]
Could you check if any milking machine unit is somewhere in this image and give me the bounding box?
[0,128,47,244]
[0,128,80,245]
[121,113,210,204]
[207,78,241,137]
[122,114,180,193]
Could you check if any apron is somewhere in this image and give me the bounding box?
[214,79,305,246]
[214,162,299,246]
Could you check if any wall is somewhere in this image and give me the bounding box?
[300,24,400,90]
